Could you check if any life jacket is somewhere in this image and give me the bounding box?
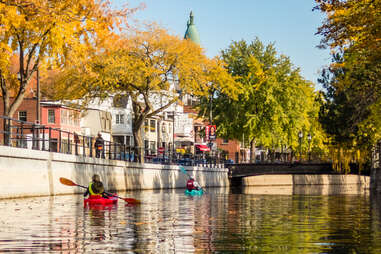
[186,179,195,191]
[89,182,103,195]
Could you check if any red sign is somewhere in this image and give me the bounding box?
[158,147,165,154]
[207,125,216,141]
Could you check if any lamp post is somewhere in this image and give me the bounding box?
[298,131,303,162]
[307,133,312,161]
[36,67,40,150]
[172,111,175,163]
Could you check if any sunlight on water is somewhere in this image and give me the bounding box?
[1,186,381,253]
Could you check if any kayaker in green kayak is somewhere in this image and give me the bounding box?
[186,177,201,191]
[84,174,109,198]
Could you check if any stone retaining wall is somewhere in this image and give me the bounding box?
[243,174,369,188]
[0,146,229,199]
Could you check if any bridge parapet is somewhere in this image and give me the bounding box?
[227,162,334,178]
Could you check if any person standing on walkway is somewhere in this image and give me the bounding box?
[94,133,105,158]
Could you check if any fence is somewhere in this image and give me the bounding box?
[0,115,224,167]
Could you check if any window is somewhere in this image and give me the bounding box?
[150,120,156,132]
[61,109,67,124]
[126,136,131,146]
[48,109,55,123]
[113,136,124,144]
[150,141,156,153]
[73,111,80,126]
[144,120,149,132]
[112,95,128,108]
[162,123,167,133]
[222,138,229,144]
[18,111,27,122]
[116,114,124,124]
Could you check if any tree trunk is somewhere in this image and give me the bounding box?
[0,47,32,145]
[131,95,146,164]
[1,73,10,145]
[250,138,256,163]
[132,125,143,163]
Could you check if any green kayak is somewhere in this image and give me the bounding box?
[185,188,204,196]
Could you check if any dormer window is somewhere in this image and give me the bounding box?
[116,114,124,124]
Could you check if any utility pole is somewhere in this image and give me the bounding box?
[35,67,40,150]
[172,111,175,162]
[36,67,40,123]
[209,91,213,125]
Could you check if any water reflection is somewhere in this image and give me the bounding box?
[0,186,380,253]
[242,183,369,195]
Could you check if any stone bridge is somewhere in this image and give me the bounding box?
[227,162,335,179]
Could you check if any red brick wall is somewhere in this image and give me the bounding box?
[216,138,241,162]
[0,97,38,128]
[0,98,38,143]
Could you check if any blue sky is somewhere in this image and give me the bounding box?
[117,0,331,89]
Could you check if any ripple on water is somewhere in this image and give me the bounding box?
[0,188,381,253]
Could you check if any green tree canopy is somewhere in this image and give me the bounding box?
[315,0,381,170]
[198,38,326,162]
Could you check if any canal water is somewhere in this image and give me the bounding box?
[1,186,381,253]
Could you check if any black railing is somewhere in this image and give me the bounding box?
[0,116,225,167]
[0,116,136,162]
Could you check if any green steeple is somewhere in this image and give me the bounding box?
[184,11,200,45]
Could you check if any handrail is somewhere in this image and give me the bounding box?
[0,115,222,166]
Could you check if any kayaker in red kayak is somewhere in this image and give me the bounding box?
[186,177,201,191]
[84,174,109,198]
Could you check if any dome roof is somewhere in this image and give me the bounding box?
[184,11,200,45]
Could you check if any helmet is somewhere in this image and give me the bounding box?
[92,174,101,182]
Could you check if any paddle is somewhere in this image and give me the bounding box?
[59,177,141,204]
[179,165,205,192]
[179,165,192,178]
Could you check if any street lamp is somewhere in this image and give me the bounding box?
[172,111,176,163]
[307,133,312,161]
[298,131,303,161]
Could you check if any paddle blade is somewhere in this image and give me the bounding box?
[59,177,77,186]
[179,166,188,175]
[123,198,141,204]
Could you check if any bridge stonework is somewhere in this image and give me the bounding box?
[228,162,334,179]
[371,141,381,192]
[228,162,372,189]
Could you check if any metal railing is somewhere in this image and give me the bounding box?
[0,116,136,162]
[0,116,225,167]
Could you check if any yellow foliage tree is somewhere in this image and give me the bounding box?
[0,0,136,143]
[53,26,239,162]
[315,0,380,62]
[315,0,381,172]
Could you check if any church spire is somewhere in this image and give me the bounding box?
[184,11,200,45]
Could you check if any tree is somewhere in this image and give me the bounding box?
[314,0,380,63]
[315,0,381,170]
[0,0,135,144]
[199,38,325,162]
[52,26,239,162]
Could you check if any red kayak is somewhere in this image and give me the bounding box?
[84,195,118,206]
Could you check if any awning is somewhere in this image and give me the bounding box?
[174,136,194,143]
[195,144,210,152]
